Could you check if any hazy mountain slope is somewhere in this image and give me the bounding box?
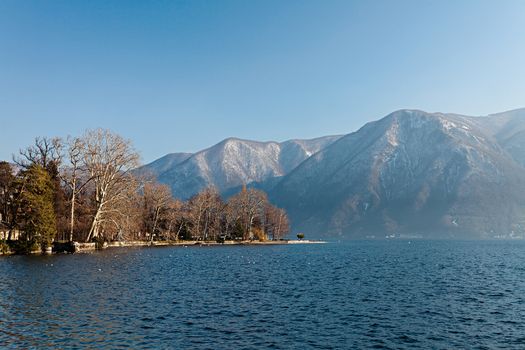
[135,152,192,178]
[148,136,341,199]
[467,108,525,166]
[279,136,342,173]
[271,110,525,239]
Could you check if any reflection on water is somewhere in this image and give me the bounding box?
[1,241,525,349]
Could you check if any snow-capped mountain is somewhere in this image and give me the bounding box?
[140,136,341,199]
[270,109,525,238]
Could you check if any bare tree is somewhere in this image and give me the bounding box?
[56,137,95,241]
[142,181,173,242]
[227,186,268,240]
[265,204,290,240]
[99,175,142,241]
[14,136,61,170]
[223,201,239,239]
[187,187,223,241]
[82,129,140,242]
[160,198,181,241]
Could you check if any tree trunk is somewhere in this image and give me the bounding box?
[69,189,75,241]
[176,222,184,241]
[203,211,209,240]
[86,203,102,242]
[151,207,160,243]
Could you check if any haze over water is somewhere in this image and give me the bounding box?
[1,241,524,349]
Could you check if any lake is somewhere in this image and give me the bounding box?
[1,240,525,349]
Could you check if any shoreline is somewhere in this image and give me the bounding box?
[0,239,327,255]
[99,239,327,251]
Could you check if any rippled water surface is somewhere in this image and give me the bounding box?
[1,240,525,349]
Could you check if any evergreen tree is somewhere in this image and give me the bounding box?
[0,162,15,225]
[19,165,57,249]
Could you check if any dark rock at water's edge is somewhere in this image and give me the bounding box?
[52,241,78,254]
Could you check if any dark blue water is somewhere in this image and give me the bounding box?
[1,241,525,349]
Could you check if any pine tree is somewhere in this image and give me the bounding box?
[0,162,15,225]
[19,165,57,250]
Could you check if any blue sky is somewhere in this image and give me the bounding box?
[1,0,524,163]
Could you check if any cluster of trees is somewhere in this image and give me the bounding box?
[141,184,289,243]
[0,129,289,250]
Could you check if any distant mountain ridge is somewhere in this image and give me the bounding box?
[141,108,525,239]
[135,152,192,178]
[138,135,342,199]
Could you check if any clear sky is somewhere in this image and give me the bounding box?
[1,0,524,164]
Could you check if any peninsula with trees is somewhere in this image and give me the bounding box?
[0,129,291,255]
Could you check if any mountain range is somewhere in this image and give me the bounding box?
[137,136,342,199]
[140,108,525,239]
